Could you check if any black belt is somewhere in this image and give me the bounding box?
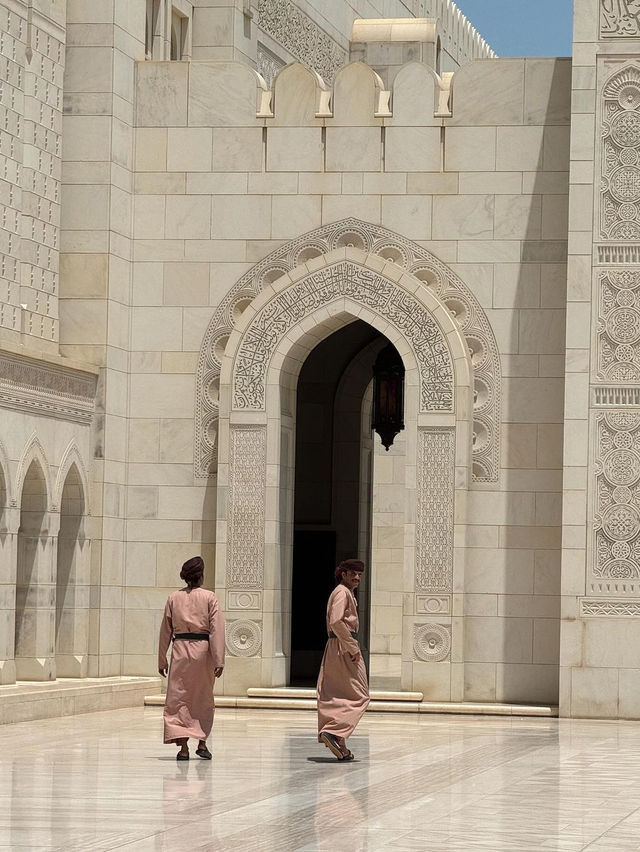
[173,633,210,641]
[328,631,358,640]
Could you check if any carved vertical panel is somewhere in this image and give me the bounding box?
[590,411,640,594]
[415,429,455,593]
[600,64,640,241]
[227,427,266,589]
[595,269,640,382]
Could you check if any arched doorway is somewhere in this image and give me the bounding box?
[56,463,89,678]
[216,252,472,696]
[290,321,388,684]
[16,458,53,681]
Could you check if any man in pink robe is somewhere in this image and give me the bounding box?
[317,559,370,760]
[158,556,225,760]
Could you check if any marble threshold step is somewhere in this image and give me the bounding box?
[145,688,558,717]
[0,676,162,726]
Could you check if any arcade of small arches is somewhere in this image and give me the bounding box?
[0,438,90,685]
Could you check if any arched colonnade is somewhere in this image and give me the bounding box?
[0,437,91,684]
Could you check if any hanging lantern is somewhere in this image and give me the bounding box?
[372,344,405,451]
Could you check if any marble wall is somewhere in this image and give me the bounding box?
[128,52,570,703]
[7,0,639,720]
[559,0,640,719]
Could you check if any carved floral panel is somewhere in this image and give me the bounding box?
[596,269,640,382]
[415,429,455,593]
[227,428,266,589]
[600,65,640,240]
[592,411,640,588]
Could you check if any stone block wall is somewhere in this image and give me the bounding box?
[128,54,570,702]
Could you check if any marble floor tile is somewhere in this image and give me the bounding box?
[2,708,640,850]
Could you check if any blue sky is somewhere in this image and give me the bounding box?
[454,0,574,57]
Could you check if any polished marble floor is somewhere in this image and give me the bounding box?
[2,706,640,850]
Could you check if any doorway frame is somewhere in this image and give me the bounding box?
[215,249,473,697]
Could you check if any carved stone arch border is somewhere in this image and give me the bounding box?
[195,218,502,484]
[54,441,91,515]
[229,257,457,414]
[15,433,53,511]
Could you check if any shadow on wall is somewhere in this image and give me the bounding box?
[498,57,569,705]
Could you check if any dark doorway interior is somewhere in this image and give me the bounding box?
[289,320,396,686]
[290,530,336,684]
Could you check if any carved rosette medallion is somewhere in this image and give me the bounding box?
[232,261,454,413]
[195,219,502,484]
[592,411,640,586]
[601,65,640,240]
[413,623,451,662]
[226,620,262,657]
[415,430,455,593]
[601,1,640,38]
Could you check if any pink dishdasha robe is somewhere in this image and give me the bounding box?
[158,587,225,744]
[317,584,370,739]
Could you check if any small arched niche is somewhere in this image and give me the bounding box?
[16,459,53,681]
[56,463,89,678]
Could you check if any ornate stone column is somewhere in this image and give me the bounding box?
[0,506,19,684]
[15,510,59,681]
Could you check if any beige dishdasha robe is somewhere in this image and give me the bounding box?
[317,584,370,739]
[158,587,225,744]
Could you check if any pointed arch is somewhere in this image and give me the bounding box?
[195,218,502,483]
[271,62,331,124]
[54,441,90,514]
[15,434,52,510]
[223,251,467,415]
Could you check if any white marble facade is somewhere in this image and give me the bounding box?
[0,0,636,720]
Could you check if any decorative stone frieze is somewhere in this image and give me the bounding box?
[581,598,640,616]
[601,0,640,37]
[413,623,451,662]
[594,386,640,406]
[0,351,96,423]
[225,620,263,657]
[196,219,502,484]
[257,0,347,83]
[227,428,266,590]
[232,260,454,413]
[591,411,640,587]
[598,245,640,264]
[415,429,455,593]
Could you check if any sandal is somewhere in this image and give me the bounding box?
[339,749,354,761]
[195,745,212,760]
[319,732,344,759]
